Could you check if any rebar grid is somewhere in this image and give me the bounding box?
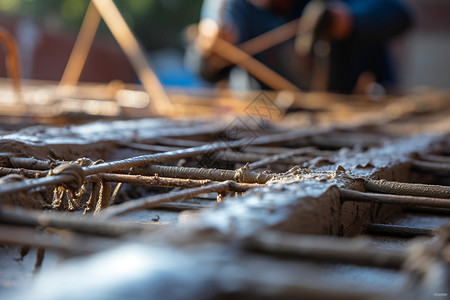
[0,119,450,300]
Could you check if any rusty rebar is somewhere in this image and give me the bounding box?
[133,165,273,184]
[364,179,450,199]
[418,154,450,164]
[247,146,303,155]
[157,202,214,211]
[89,173,263,190]
[365,223,437,237]
[244,230,406,269]
[403,207,450,215]
[116,141,180,153]
[146,129,324,149]
[110,182,123,206]
[0,206,161,237]
[0,26,21,100]
[0,173,74,196]
[245,146,334,156]
[242,279,383,300]
[88,173,212,188]
[248,147,315,170]
[0,130,319,196]
[9,157,57,170]
[100,181,250,218]
[0,164,84,196]
[224,151,310,166]
[251,128,330,147]
[312,132,386,149]
[411,159,450,174]
[341,189,450,209]
[116,142,310,166]
[214,151,269,163]
[147,137,204,148]
[0,141,237,196]
[83,141,238,175]
[0,224,106,255]
[0,167,46,178]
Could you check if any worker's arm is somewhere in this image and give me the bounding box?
[194,20,238,83]
[191,0,257,83]
[346,0,413,44]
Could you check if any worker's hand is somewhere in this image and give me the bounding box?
[195,19,238,73]
[323,1,353,40]
[302,0,353,40]
[195,19,238,56]
[296,0,353,56]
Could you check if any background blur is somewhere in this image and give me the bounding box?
[0,0,448,91]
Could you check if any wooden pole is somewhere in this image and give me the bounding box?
[59,2,101,94]
[91,0,173,116]
[0,26,22,103]
[198,20,300,92]
[212,18,302,70]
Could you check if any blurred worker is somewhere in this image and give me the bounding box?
[189,0,412,94]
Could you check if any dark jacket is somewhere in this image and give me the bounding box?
[196,0,413,93]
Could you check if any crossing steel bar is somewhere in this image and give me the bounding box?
[341,189,450,209]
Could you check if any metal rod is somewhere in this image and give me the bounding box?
[100,181,251,218]
[9,157,56,170]
[59,2,101,93]
[244,230,406,269]
[0,167,46,178]
[0,173,74,196]
[0,141,244,196]
[242,278,382,300]
[148,137,205,148]
[411,159,450,174]
[248,146,334,156]
[109,182,123,206]
[214,151,268,163]
[217,150,311,166]
[157,202,214,211]
[132,165,273,184]
[212,35,300,91]
[0,207,160,237]
[0,130,316,195]
[403,206,450,215]
[213,18,302,70]
[0,224,105,255]
[88,173,213,188]
[246,145,303,155]
[418,154,450,164]
[249,148,314,170]
[0,26,22,103]
[115,141,181,153]
[198,20,300,92]
[365,223,437,237]
[83,141,236,176]
[97,173,263,191]
[117,142,316,164]
[341,189,450,209]
[364,179,450,199]
[91,0,173,115]
[84,129,316,175]
[251,128,330,147]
